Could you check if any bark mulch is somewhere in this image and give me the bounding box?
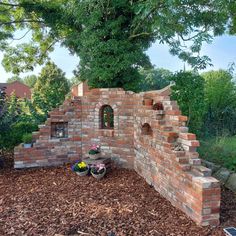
[0,164,235,236]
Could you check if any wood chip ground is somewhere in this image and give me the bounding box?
[0,160,235,236]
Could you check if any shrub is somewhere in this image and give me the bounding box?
[199,136,236,171]
[22,133,33,144]
[170,71,205,136]
[201,70,236,137]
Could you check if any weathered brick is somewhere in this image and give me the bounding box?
[13,85,220,227]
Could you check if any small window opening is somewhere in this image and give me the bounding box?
[100,105,114,129]
[51,122,68,138]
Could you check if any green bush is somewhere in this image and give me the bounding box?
[22,133,33,144]
[169,71,205,136]
[0,121,38,150]
[201,70,236,137]
[199,136,236,171]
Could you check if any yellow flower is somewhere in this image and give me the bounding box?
[78,162,87,168]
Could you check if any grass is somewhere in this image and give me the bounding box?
[199,136,236,171]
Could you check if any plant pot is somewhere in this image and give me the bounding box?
[23,143,32,148]
[143,98,153,106]
[76,168,89,176]
[91,168,106,180]
[89,153,100,159]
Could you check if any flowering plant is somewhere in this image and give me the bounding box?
[71,161,88,172]
[91,163,105,175]
[88,144,100,155]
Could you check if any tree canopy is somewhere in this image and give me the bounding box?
[170,71,205,134]
[0,0,235,88]
[201,70,236,136]
[32,61,69,113]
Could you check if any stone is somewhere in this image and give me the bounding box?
[226,173,236,192]
[214,167,231,183]
[202,160,221,174]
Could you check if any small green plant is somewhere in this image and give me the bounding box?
[88,144,100,155]
[22,133,33,144]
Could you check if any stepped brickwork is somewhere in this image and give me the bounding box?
[14,84,220,226]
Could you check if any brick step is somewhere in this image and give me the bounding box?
[32,131,40,140]
[189,158,201,166]
[186,170,201,177]
[159,126,173,131]
[161,131,178,143]
[192,165,212,177]
[49,114,66,120]
[38,124,45,129]
[149,120,167,130]
[32,131,40,136]
[175,157,189,164]
[48,110,65,116]
[172,150,186,156]
[178,164,191,172]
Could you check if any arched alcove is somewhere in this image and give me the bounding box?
[141,123,153,136]
[153,102,164,110]
[100,105,114,129]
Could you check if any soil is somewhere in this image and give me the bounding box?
[0,156,236,236]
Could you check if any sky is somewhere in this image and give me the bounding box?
[0,35,236,83]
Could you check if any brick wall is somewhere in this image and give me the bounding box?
[14,85,220,226]
[81,88,136,168]
[14,98,82,168]
[133,87,220,226]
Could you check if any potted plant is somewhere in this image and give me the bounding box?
[143,97,153,106]
[22,133,33,148]
[91,164,106,180]
[88,144,101,159]
[71,161,89,176]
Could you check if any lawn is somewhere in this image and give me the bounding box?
[1,164,236,236]
[199,136,236,171]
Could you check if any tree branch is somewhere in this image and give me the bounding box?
[0,2,21,7]
[0,19,44,26]
[129,32,153,39]
[179,30,206,41]
[131,2,165,35]
[12,29,31,40]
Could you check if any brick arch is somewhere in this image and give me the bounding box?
[141,123,153,136]
[95,102,119,130]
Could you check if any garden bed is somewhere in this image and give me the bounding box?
[0,164,235,236]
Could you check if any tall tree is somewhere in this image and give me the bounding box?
[170,71,205,135]
[23,74,37,88]
[32,61,69,113]
[0,1,235,88]
[138,68,171,92]
[202,70,236,136]
[6,75,23,83]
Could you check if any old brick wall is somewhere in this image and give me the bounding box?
[14,98,82,168]
[133,87,220,226]
[81,88,136,168]
[14,85,220,226]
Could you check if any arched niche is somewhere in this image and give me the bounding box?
[153,102,164,111]
[100,105,114,129]
[141,123,153,136]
